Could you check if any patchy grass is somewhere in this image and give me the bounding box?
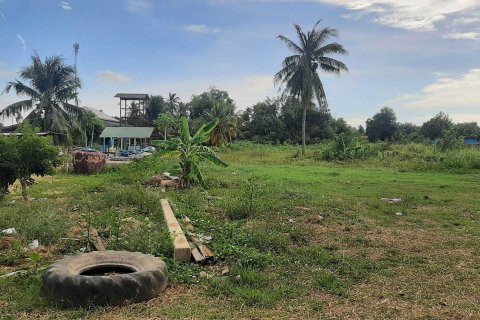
[1,144,480,319]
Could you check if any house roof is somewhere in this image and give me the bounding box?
[114,93,150,100]
[82,106,119,123]
[99,127,154,138]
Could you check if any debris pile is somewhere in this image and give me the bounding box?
[143,172,180,188]
[72,151,106,174]
[380,197,402,204]
[182,216,215,264]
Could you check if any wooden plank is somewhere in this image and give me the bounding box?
[161,199,191,262]
[189,241,205,263]
[197,244,214,261]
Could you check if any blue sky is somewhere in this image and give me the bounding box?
[0,0,479,127]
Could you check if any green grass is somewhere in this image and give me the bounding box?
[1,143,480,319]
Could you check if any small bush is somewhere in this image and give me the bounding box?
[225,176,258,220]
[318,134,381,161]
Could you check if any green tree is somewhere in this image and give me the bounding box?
[145,95,166,124]
[358,125,365,135]
[395,122,421,142]
[275,19,348,155]
[366,107,398,142]
[78,111,104,147]
[166,92,180,114]
[188,88,235,121]
[205,101,237,146]
[0,54,83,142]
[127,102,146,126]
[158,117,227,188]
[154,113,176,140]
[454,122,479,137]
[242,98,284,143]
[279,97,334,143]
[0,125,60,200]
[421,112,452,140]
[73,42,80,106]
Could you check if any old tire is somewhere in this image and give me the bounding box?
[43,251,168,307]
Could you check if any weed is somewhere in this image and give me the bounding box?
[315,270,348,295]
[225,175,258,220]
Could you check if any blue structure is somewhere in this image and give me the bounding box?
[464,136,479,146]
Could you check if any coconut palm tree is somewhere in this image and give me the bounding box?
[73,42,80,106]
[275,20,348,156]
[205,101,237,147]
[167,92,180,114]
[145,95,165,124]
[127,102,146,126]
[0,53,84,142]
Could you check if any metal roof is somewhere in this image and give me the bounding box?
[82,106,119,123]
[99,127,154,138]
[114,93,150,100]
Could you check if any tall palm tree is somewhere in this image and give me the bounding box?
[275,20,348,156]
[73,42,80,106]
[167,92,180,114]
[145,95,165,124]
[127,102,146,126]
[205,101,237,146]
[73,42,80,72]
[0,54,84,142]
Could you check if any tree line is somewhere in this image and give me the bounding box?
[1,20,477,150]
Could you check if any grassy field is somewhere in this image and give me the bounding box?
[1,143,480,319]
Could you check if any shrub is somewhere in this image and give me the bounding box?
[225,176,257,220]
[157,117,228,188]
[0,125,61,200]
[318,134,378,161]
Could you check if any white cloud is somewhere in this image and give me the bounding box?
[447,113,480,123]
[444,32,480,41]
[389,69,480,111]
[319,0,480,32]
[16,34,26,51]
[59,1,72,10]
[126,0,152,14]
[452,16,480,25]
[97,70,130,83]
[183,24,221,34]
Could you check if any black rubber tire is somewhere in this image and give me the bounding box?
[43,251,168,307]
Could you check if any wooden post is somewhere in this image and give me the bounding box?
[161,199,191,262]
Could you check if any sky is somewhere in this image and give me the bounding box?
[0,0,479,127]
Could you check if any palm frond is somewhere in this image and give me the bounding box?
[277,35,304,54]
[293,24,308,49]
[314,27,338,46]
[318,57,349,74]
[3,80,40,99]
[62,103,85,117]
[312,74,328,109]
[0,100,33,118]
[314,42,348,56]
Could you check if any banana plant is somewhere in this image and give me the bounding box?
[158,116,227,188]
